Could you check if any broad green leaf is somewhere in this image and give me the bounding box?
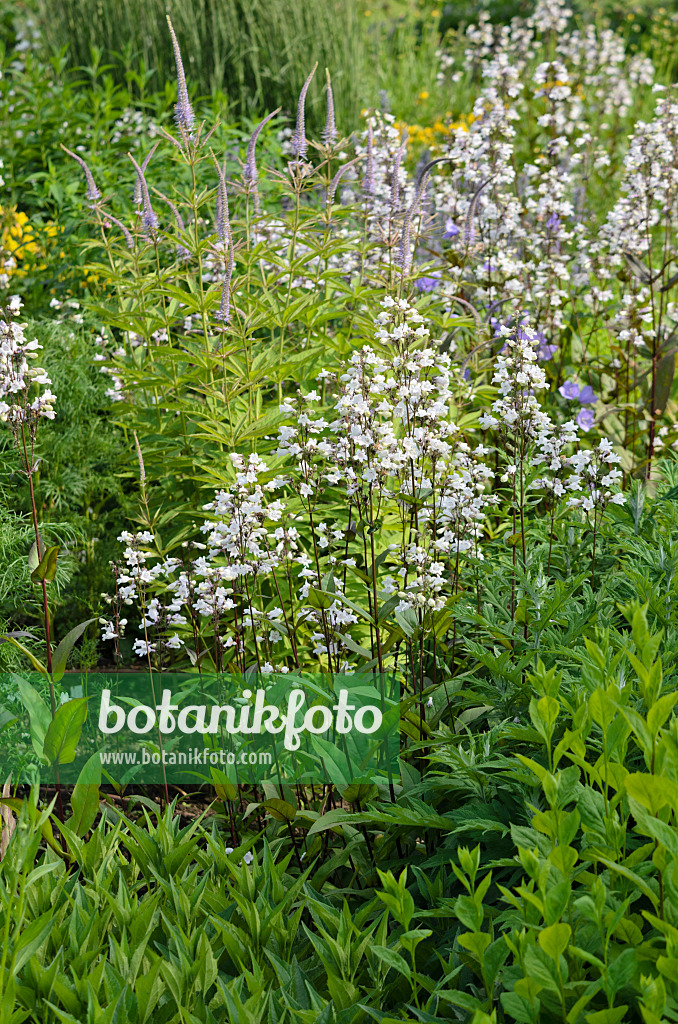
[43,697,88,766]
[69,752,102,837]
[538,922,571,961]
[606,948,637,999]
[261,798,297,822]
[647,691,678,736]
[585,1008,629,1024]
[370,945,411,979]
[17,678,51,758]
[625,773,678,815]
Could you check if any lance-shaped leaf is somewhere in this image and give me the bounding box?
[0,705,18,734]
[69,753,102,837]
[43,697,88,766]
[0,635,47,676]
[17,678,51,758]
[51,618,96,682]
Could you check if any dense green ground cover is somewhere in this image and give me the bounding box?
[3,0,678,1021]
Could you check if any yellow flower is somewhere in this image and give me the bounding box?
[1,207,61,278]
[418,91,429,102]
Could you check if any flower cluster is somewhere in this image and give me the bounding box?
[0,299,56,441]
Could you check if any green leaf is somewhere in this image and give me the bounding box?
[69,753,102,837]
[370,945,411,979]
[17,678,51,758]
[311,735,353,786]
[606,948,637,999]
[30,545,59,583]
[647,691,678,736]
[13,911,54,974]
[394,607,418,638]
[305,808,354,836]
[457,930,491,958]
[1,636,48,676]
[585,1008,628,1024]
[51,618,96,682]
[308,587,333,610]
[437,990,484,1012]
[211,767,238,802]
[538,922,571,962]
[0,704,18,733]
[261,798,297,822]
[43,698,88,766]
[625,773,678,815]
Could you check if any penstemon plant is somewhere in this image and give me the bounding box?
[0,298,94,822]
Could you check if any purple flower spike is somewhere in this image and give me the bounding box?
[577,384,596,405]
[243,108,280,215]
[128,153,157,234]
[327,157,360,207]
[133,142,159,207]
[443,217,459,238]
[577,408,595,431]
[244,108,280,187]
[212,156,230,245]
[167,17,195,133]
[291,62,318,160]
[214,239,235,326]
[322,69,338,145]
[105,214,134,250]
[559,380,580,401]
[61,145,101,204]
[546,212,561,232]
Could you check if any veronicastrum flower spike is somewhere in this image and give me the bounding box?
[291,62,318,160]
[128,153,158,235]
[398,157,454,273]
[327,157,361,208]
[322,68,338,145]
[214,238,235,326]
[243,107,281,213]
[60,145,101,205]
[166,16,195,133]
[104,213,134,250]
[133,142,159,207]
[212,154,231,245]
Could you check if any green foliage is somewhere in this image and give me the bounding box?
[34,0,445,130]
